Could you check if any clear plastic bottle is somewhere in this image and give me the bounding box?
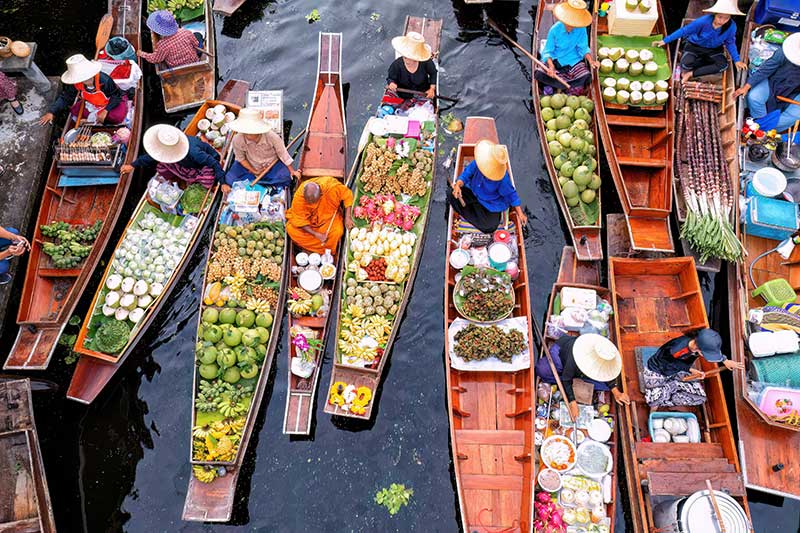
[321,248,334,265]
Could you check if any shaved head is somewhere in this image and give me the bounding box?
[303,182,321,204]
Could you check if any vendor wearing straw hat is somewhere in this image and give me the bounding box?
[286,177,354,254]
[139,10,202,69]
[644,327,742,408]
[447,140,527,234]
[223,107,300,193]
[121,124,224,188]
[40,54,126,125]
[386,31,438,100]
[734,32,800,132]
[653,0,746,85]
[536,0,598,93]
[538,333,629,420]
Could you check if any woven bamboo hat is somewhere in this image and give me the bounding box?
[554,0,593,28]
[391,31,432,62]
[572,334,622,383]
[783,32,800,67]
[143,124,189,164]
[61,54,103,84]
[227,108,270,135]
[475,140,509,181]
[703,0,745,16]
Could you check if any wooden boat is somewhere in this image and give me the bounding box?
[323,16,443,421]
[533,246,618,532]
[445,116,535,532]
[4,0,143,371]
[182,98,290,522]
[0,379,55,533]
[608,255,750,532]
[671,0,738,272]
[726,0,800,500]
[65,80,249,405]
[282,33,346,435]
[532,0,603,261]
[212,0,246,16]
[592,0,675,253]
[152,0,215,113]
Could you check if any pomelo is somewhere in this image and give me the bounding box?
[199,363,219,380]
[219,308,237,324]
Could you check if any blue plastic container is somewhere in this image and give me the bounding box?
[755,0,800,30]
[648,411,699,439]
[745,195,800,241]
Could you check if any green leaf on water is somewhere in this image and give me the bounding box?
[370,12,381,21]
[68,315,81,326]
[58,334,77,347]
[306,9,320,23]
[375,483,413,516]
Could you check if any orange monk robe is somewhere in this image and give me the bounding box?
[286,176,353,254]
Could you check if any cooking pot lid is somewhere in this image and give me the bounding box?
[680,490,749,533]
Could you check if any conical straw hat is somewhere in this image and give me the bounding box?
[554,0,593,28]
[783,32,800,67]
[572,333,622,383]
[391,31,432,62]
[227,108,270,135]
[61,54,103,85]
[475,140,509,181]
[703,0,745,16]
[143,124,190,164]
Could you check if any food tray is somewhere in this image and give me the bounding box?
[453,266,515,324]
[447,317,530,372]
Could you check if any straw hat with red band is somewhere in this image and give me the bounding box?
[143,124,190,164]
[391,31,432,62]
[554,0,592,29]
[474,140,510,181]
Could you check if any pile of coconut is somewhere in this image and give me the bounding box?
[197,104,237,150]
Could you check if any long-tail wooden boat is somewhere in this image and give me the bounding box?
[445,116,534,532]
[592,0,675,253]
[152,0,215,113]
[65,81,249,405]
[532,0,603,261]
[282,33,347,435]
[533,246,618,532]
[323,16,443,421]
[608,255,751,532]
[0,379,55,533]
[672,0,738,272]
[727,0,800,500]
[182,95,290,522]
[4,0,143,371]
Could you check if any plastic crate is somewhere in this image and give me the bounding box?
[745,195,800,241]
[607,0,658,36]
[755,0,800,30]
[648,411,699,440]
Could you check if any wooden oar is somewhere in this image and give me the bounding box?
[705,480,727,533]
[95,14,114,54]
[249,128,307,187]
[395,87,459,103]
[529,312,576,423]
[487,18,571,89]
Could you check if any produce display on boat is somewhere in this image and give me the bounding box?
[147,0,204,23]
[39,220,102,269]
[597,42,670,107]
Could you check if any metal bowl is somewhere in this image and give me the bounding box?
[772,141,800,173]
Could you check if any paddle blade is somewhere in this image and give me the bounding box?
[95,14,114,54]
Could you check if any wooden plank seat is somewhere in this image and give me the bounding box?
[455,429,525,446]
[617,157,667,168]
[647,471,745,497]
[606,114,667,128]
[636,442,725,460]
[639,458,736,477]
[461,474,524,491]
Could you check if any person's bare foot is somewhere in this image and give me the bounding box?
[681,70,693,84]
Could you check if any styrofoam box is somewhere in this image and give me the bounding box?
[560,286,597,309]
[749,330,800,358]
[608,0,659,37]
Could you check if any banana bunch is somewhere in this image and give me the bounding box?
[363,315,392,339]
[215,396,248,418]
[289,299,312,315]
[192,423,213,438]
[348,303,365,319]
[245,297,271,314]
[223,274,246,301]
[193,465,218,484]
[338,340,378,363]
[225,416,246,433]
[209,436,236,462]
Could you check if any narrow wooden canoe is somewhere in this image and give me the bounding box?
[592,0,675,253]
[727,0,800,500]
[323,16,443,421]
[282,32,347,436]
[534,246,618,532]
[532,0,604,261]
[0,379,55,533]
[608,254,750,532]
[65,81,249,405]
[4,0,143,371]
[445,116,535,532]
[152,0,215,113]
[182,87,289,522]
[671,0,738,272]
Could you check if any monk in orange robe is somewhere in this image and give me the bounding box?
[286,176,354,254]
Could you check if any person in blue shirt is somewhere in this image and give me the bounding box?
[535,0,598,93]
[447,140,527,234]
[654,0,746,84]
[733,32,800,132]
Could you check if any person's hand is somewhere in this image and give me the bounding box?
[120,164,134,175]
[735,60,747,71]
[723,359,745,371]
[291,169,301,180]
[387,82,398,92]
[39,112,54,126]
[681,367,706,382]
[569,400,580,421]
[548,65,558,78]
[14,237,30,250]
[317,231,327,245]
[221,184,231,195]
[589,59,600,69]
[425,86,436,99]
[518,211,528,226]
[652,40,665,47]
[733,83,751,99]
[451,181,463,200]
[612,388,631,405]
[96,109,108,124]
[8,244,25,257]
[136,50,143,57]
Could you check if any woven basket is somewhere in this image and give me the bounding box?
[0,37,13,59]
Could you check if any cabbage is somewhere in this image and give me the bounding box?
[180,183,208,215]
[93,319,131,354]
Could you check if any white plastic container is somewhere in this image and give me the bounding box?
[560,286,597,309]
[753,166,787,197]
[608,0,658,36]
[749,330,799,357]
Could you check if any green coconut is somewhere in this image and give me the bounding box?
[541,107,555,121]
[608,47,624,61]
[603,87,616,102]
[599,59,614,74]
[548,140,563,157]
[639,0,652,12]
[616,77,631,91]
[562,180,579,198]
[629,61,644,76]
[643,91,656,105]
[589,174,602,190]
[655,79,669,92]
[603,77,616,89]
[550,93,567,109]
[644,61,659,76]
[598,47,610,60]
[630,90,643,105]
[615,58,630,74]
[616,89,631,105]
[656,91,669,104]
[625,49,640,62]
[581,189,597,203]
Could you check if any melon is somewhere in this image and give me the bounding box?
[540,95,552,108]
[556,114,572,130]
[547,118,558,131]
[573,166,592,186]
[548,140,563,157]
[581,189,597,204]
[550,93,567,109]
[558,131,573,147]
[541,107,555,121]
[589,174,602,190]
[560,161,576,178]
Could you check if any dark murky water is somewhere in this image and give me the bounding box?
[2,0,800,531]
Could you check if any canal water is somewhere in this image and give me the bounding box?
[2,0,799,531]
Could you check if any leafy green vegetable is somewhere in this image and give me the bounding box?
[93,320,131,354]
[180,183,208,214]
[568,199,599,226]
[375,483,413,515]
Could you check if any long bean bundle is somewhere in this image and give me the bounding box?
[676,86,744,263]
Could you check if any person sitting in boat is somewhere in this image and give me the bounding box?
[121,124,224,188]
[0,72,23,115]
[733,32,800,132]
[40,54,126,126]
[286,177,353,254]
[138,10,202,69]
[536,0,599,94]
[222,107,300,194]
[653,0,746,85]
[447,140,528,234]
[0,226,29,285]
[644,327,743,408]
[385,31,437,101]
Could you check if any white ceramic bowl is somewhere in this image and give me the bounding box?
[295,252,309,266]
[449,248,470,270]
[753,166,787,197]
[308,253,322,266]
[298,269,323,293]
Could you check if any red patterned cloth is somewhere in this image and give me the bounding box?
[140,29,199,68]
[0,72,17,101]
[156,162,215,188]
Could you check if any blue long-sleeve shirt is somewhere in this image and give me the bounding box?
[747,48,800,113]
[663,15,740,62]
[132,135,225,181]
[457,160,521,213]
[541,21,590,68]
